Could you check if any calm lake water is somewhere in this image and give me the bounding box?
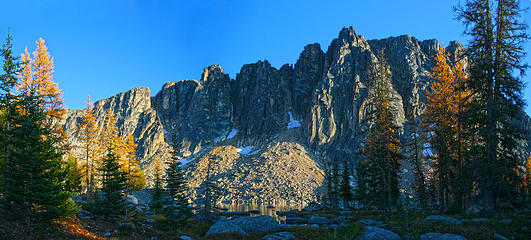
[216,204,302,222]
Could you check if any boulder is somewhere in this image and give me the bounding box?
[356,226,402,240]
[127,194,139,205]
[423,215,463,225]
[465,205,482,216]
[359,219,386,227]
[303,202,322,211]
[308,215,331,224]
[498,219,512,224]
[419,233,467,240]
[262,231,295,240]
[205,217,246,237]
[129,189,154,206]
[493,233,509,240]
[467,218,490,223]
[332,216,349,224]
[285,217,307,224]
[231,215,280,233]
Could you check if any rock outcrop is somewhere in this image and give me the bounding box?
[62,26,531,204]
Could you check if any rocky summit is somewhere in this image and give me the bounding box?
[62,26,531,205]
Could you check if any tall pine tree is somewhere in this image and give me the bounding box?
[356,51,402,216]
[455,0,528,210]
[94,150,127,220]
[1,34,79,224]
[165,146,192,224]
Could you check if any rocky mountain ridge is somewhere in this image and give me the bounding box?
[62,26,531,204]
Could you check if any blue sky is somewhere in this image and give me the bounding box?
[1,0,530,113]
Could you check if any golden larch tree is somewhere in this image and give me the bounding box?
[17,38,66,144]
[423,47,470,211]
[121,133,146,190]
[78,95,99,199]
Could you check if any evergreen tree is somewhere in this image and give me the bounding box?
[455,0,528,210]
[64,155,83,194]
[151,158,164,213]
[95,150,127,220]
[1,34,79,224]
[17,38,66,146]
[404,114,428,208]
[165,146,192,224]
[0,31,20,208]
[4,93,79,222]
[339,158,354,208]
[356,51,402,216]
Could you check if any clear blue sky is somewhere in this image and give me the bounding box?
[2,0,530,113]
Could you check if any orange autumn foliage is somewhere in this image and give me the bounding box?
[17,38,65,120]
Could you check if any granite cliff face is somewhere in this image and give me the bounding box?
[62,27,531,204]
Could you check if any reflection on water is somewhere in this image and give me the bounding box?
[217,204,302,222]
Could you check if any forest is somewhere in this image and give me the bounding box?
[0,0,530,240]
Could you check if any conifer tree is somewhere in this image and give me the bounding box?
[17,38,66,144]
[423,47,463,211]
[95,150,127,220]
[356,51,402,216]
[78,95,98,199]
[151,158,164,213]
[404,114,428,208]
[165,146,192,224]
[64,155,83,194]
[0,31,20,206]
[1,34,78,224]
[4,93,79,222]
[122,134,145,190]
[455,0,528,210]
[339,158,354,208]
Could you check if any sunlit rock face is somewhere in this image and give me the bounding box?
[63,87,172,183]
[62,26,531,203]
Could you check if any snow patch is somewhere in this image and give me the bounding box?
[237,146,254,155]
[226,129,239,139]
[180,155,196,165]
[287,112,301,129]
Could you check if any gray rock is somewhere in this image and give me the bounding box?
[467,218,490,223]
[127,194,139,205]
[328,224,339,229]
[262,231,295,240]
[206,217,246,237]
[499,219,512,224]
[360,219,386,227]
[424,215,463,225]
[419,233,467,240]
[118,222,136,229]
[231,215,280,233]
[357,226,402,240]
[308,215,331,224]
[465,205,482,216]
[332,216,348,224]
[303,202,322,211]
[493,233,509,240]
[285,217,307,224]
